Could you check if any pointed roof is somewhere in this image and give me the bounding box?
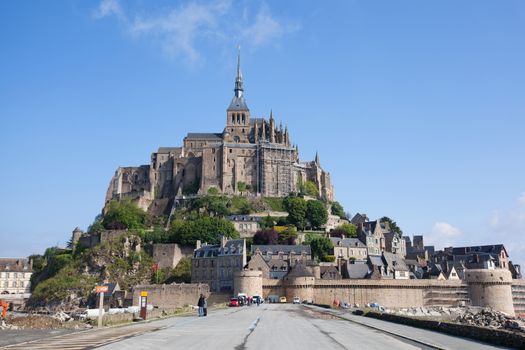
[315,151,320,165]
[228,48,249,111]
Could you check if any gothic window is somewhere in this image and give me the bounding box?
[234,136,240,142]
[212,148,215,154]
[231,115,235,124]
[242,128,245,133]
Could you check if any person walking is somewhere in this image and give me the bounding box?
[197,294,205,317]
[203,297,208,317]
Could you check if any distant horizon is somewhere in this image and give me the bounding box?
[1,0,524,265]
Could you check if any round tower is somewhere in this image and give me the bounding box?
[234,270,263,297]
[465,269,515,316]
[284,276,315,303]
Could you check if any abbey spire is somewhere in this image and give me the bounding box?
[228,48,249,111]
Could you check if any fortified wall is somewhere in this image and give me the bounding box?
[235,269,517,316]
[131,283,209,310]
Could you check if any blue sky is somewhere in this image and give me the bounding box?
[1,0,524,263]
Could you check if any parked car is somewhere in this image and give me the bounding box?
[229,298,239,307]
[253,295,264,304]
[280,296,287,303]
[292,297,300,304]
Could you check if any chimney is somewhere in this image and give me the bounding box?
[196,240,202,250]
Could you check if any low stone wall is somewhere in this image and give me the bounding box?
[101,313,134,326]
[365,311,525,349]
[131,283,209,309]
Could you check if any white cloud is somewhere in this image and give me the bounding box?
[240,5,300,49]
[425,222,463,248]
[93,0,124,20]
[519,192,525,205]
[93,0,299,64]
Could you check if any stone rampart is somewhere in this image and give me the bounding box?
[512,279,525,316]
[234,270,263,297]
[247,269,516,314]
[131,283,209,309]
[465,269,515,316]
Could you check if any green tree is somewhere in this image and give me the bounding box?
[283,196,307,230]
[380,216,403,235]
[331,202,346,219]
[303,180,319,197]
[331,223,357,238]
[103,200,148,230]
[309,236,333,261]
[237,181,247,195]
[259,215,275,230]
[277,225,298,245]
[231,196,252,215]
[207,187,220,196]
[169,217,239,246]
[167,257,192,283]
[306,200,328,230]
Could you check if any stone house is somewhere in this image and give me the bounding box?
[0,258,32,295]
[320,265,342,280]
[323,214,347,232]
[383,231,406,257]
[225,215,261,238]
[358,220,386,256]
[329,237,367,262]
[191,237,246,292]
[382,252,409,279]
[450,245,510,270]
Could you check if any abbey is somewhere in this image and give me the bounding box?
[105,54,334,213]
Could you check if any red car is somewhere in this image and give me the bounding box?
[229,298,239,307]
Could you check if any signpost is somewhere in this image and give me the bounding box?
[95,285,109,328]
[140,291,148,320]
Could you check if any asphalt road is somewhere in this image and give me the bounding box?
[95,304,506,350]
[2,304,507,349]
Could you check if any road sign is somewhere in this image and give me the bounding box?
[96,285,109,293]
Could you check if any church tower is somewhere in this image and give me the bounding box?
[226,50,250,143]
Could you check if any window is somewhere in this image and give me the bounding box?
[229,149,232,153]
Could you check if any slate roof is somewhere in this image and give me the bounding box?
[330,237,366,248]
[194,239,245,258]
[226,215,262,222]
[451,245,506,256]
[382,252,409,271]
[185,133,223,140]
[345,263,370,279]
[368,255,384,267]
[251,245,311,255]
[228,96,249,111]
[268,260,288,270]
[287,263,314,277]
